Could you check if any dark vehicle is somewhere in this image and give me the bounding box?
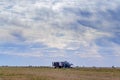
[52,61,72,68]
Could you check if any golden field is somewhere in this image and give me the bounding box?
[0,67,120,80]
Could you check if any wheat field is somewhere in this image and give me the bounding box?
[0,67,120,80]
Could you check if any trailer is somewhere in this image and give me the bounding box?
[52,61,72,68]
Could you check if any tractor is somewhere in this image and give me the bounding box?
[52,61,72,68]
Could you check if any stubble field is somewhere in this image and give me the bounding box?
[0,67,120,80]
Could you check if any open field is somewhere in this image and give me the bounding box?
[0,67,120,80]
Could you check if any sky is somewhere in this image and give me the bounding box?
[0,0,120,67]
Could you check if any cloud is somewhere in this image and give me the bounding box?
[0,0,120,60]
[0,52,43,58]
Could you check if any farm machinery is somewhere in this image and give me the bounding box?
[52,61,73,68]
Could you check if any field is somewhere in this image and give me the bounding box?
[0,67,120,80]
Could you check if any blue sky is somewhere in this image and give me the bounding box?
[0,0,120,67]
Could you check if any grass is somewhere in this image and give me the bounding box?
[0,67,120,80]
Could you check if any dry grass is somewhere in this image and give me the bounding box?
[0,67,120,80]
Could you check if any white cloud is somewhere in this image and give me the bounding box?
[74,40,103,59]
[1,52,43,58]
[77,52,102,58]
[108,46,120,57]
[0,0,120,59]
[0,29,16,43]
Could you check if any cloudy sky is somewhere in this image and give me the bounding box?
[0,0,120,67]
